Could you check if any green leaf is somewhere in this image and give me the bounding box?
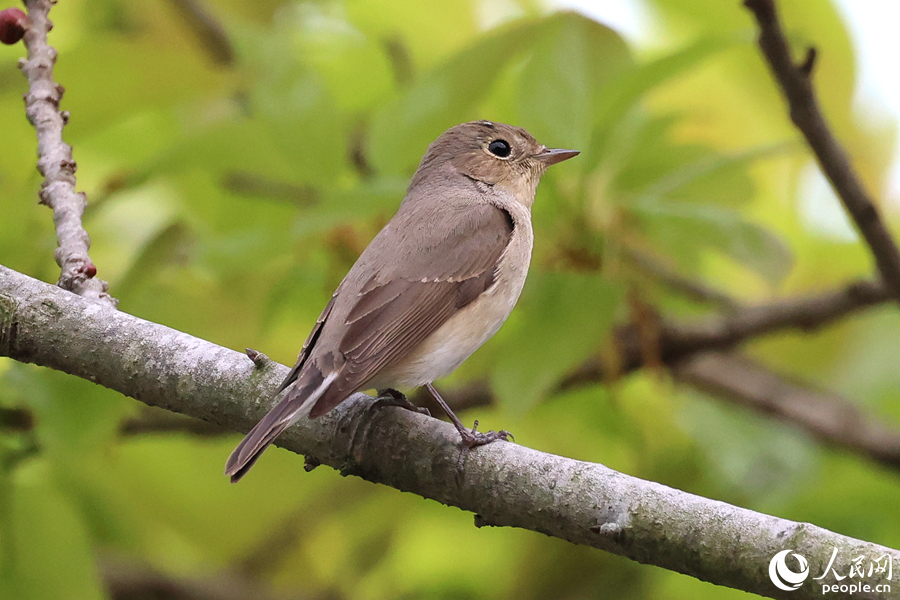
[584,37,736,173]
[277,3,394,113]
[491,271,624,414]
[5,473,105,600]
[367,18,544,175]
[116,221,196,299]
[677,394,815,502]
[631,199,793,284]
[632,141,795,207]
[514,12,633,150]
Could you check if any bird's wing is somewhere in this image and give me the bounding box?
[307,199,514,416]
[224,289,340,483]
[225,199,514,482]
[275,291,338,395]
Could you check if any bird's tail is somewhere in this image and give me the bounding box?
[225,371,336,483]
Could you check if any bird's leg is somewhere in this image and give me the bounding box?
[371,388,431,417]
[424,383,512,471]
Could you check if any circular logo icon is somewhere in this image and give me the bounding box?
[769,550,810,591]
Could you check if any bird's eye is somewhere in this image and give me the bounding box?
[488,139,511,158]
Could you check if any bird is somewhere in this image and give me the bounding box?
[225,120,578,482]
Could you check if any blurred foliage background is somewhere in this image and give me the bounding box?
[1,0,899,598]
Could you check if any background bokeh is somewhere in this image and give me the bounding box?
[1,0,898,598]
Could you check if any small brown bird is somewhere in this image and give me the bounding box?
[226,121,578,482]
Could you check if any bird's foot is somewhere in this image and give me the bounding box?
[420,383,514,478]
[371,388,431,417]
[456,419,513,449]
[451,419,514,475]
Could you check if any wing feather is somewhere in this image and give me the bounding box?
[307,200,513,417]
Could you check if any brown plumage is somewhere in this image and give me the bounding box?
[225,121,578,482]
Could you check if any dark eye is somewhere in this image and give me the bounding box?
[488,139,511,158]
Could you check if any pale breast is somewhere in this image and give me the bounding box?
[369,202,534,390]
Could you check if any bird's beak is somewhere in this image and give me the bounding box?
[535,147,580,166]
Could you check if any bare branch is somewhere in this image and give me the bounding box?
[1,264,897,599]
[675,352,900,469]
[19,0,116,307]
[424,277,889,396]
[449,279,890,412]
[744,0,900,302]
[547,278,887,390]
[610,279,888,377]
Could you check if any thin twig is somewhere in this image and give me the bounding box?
[744,0,900,302]
[568,278,888,387]
[222,172,319,207]
[675,351,900,469]
[19,0,116,307]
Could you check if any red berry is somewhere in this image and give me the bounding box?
[0,7,27,45]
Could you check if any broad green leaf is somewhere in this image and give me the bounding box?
[632,141,794,207]
[19,371,126,460]
[597,37,735,128]
[367,18,545,175]
[492,271,624,414]
[6,473,105,600]
[116,221,196,299]
[583,37,736,173]
[677,393,815,503]
[273,3,394,113]
[291,176,409,238]
[59,38,230,138]
[631,198,793,284]
[515,12,632,150]
[345,0,481,68]
[139,117,299,185]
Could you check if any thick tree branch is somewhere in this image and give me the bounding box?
[675,352,900,469]
[19,0,116,307]
[745,0,900,302]
[1,264,896,600]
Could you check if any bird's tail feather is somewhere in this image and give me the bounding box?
[225,370,336,482]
